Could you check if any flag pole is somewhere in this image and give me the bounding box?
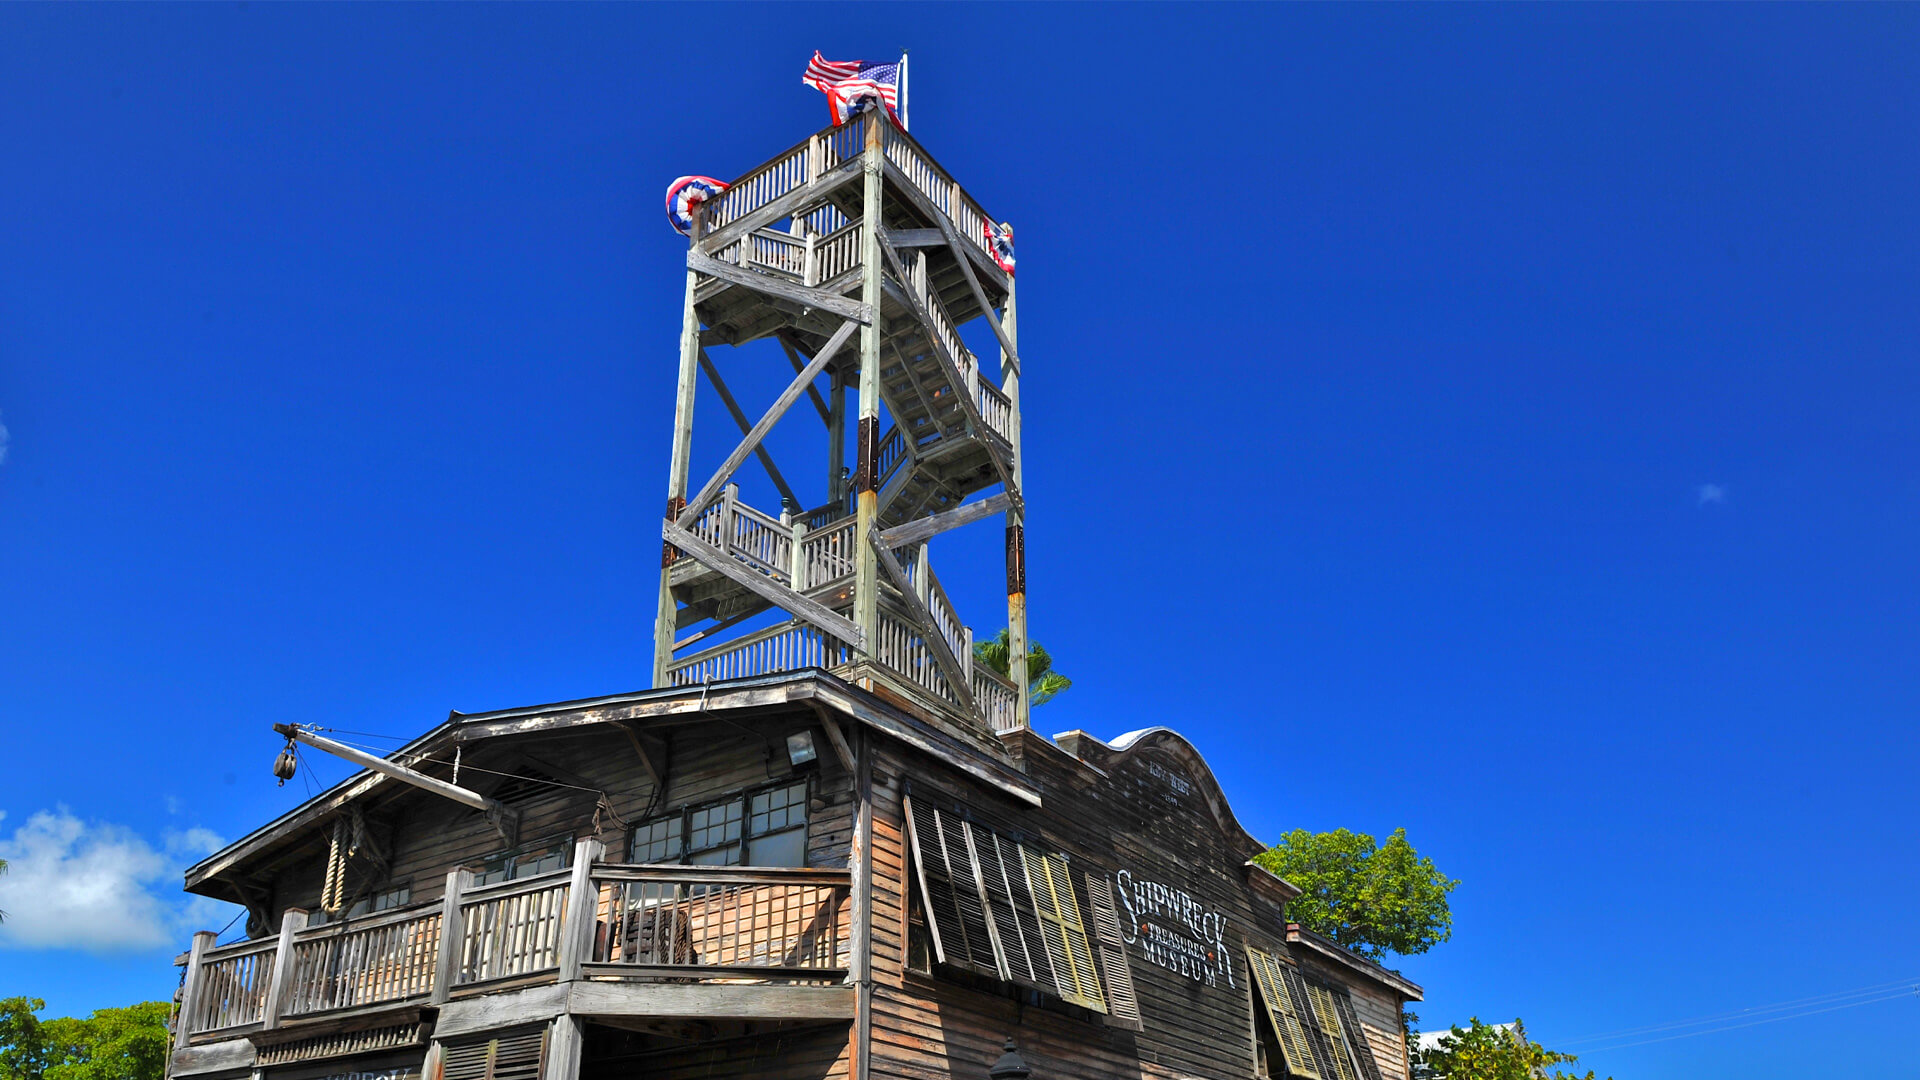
[899,50,909,131]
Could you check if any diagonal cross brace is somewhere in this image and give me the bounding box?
[699,348,800,509]
[678,319,858,529]
[663,519,864,649]
[689,250,873,326]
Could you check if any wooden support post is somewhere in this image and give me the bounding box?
[853,111,885,653]
[173,930,217,1050]
[546,1016,585,1080]
[654,210,705,687]
[790,519,809,591]
[259,908,308,1030]
[432,869,472,1004]
[557,838,605,983]
[848,728,873,1080]
[1001,281,1030,730]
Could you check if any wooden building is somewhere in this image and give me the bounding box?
[167,108,1421,1080]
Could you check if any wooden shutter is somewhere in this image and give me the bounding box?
[1303,980,1361,1080]
[1021,846,1106,1013]
[1246,949,1320,1080]
[1329,986,1385,1080]
[902,794,1000,978]
[973,825,1046,987]
[1083,874,1143,1031]
[440,1029,548,1080]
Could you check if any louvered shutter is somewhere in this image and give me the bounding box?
[1246,949,1320,1080]
[903,794,1000,977]
[1304,981,1361,1080]
[1083,874,1143,1031]
[1021,846,1107,1012]
[1329,986,1385,1080]
[972,824,1044,986]
[440,1029,548,1080]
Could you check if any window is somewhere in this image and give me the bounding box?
[474,837,573,886]
[1246,949,1384,1080]
[308,884,411,926]
[903,791,1140,1028]
[628,780,811,868]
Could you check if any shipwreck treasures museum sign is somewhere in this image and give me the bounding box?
[1113,869,1236,989]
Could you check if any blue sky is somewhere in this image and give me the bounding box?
[1,4,1916,1076]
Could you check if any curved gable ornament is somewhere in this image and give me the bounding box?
[1093,726,1265,858]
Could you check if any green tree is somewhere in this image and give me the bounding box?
[0,999,171,1080]
[1419,1018,1609,1080]
[1252,827,1457,960]
[974,629,1072,706]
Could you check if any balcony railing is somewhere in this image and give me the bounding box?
[175,851,855,1044]
[586,865,850,982]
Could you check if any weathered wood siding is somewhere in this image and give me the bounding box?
[865,729,1408,1080]
[266,712,854,925]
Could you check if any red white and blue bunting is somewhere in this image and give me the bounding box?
[985,220,1016,275]
[665,175,729,235]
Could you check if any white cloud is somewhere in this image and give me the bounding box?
[0,808,232,952]
[1698,483,1727,505]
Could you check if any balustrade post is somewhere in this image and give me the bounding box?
[720,484,739,555]
[431,869,472,1004]
[556,838,604,983]
[259,908,308,1030]
[173,930,217,1049]
[791,521,809,592]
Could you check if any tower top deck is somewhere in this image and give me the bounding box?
[655,108,1032,746]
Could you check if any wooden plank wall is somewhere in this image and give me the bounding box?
[864,731,1411,1080]
[580,1023,850,1080]
[266,710,854,923]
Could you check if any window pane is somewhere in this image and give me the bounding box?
[749,782,808,836]
[748,826,806,868]
[631,816,681,863]
[688,843,742,867]
[690,799,743,851]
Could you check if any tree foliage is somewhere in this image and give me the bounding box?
[1418,1018,1609,1080]
[0,998,171,1080]
[974,629,1072,706]
[1252,827,1457,960]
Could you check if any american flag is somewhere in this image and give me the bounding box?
[802,52,901,126]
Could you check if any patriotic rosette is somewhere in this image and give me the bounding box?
[665,175,729,235]
[985,221,1016,275]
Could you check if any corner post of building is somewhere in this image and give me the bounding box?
[1000,279,1030,728]
[654,205,706,686]
[259,908,308,1030]
[546,1016,587,1080]
[173,930,217,1051]
[847,727,874,1080]
[556,837,605,983]
[431,868,473,1004]
[852,109,887,652]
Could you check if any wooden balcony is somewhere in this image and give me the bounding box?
[662,485,1022,734]
[172,853,855,1049]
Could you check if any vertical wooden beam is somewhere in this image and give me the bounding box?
[1001,281,1030,730]
[259,908,308,1031]
[546,1016,585,1080]
[556,837,605,983]
[654,209,706,687]
[849,728,874,1080]
[853,111,885,652]
[431,868,472,1004]
[173,930,217,1050]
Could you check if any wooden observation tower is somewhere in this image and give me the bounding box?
[653,108,1030,736]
